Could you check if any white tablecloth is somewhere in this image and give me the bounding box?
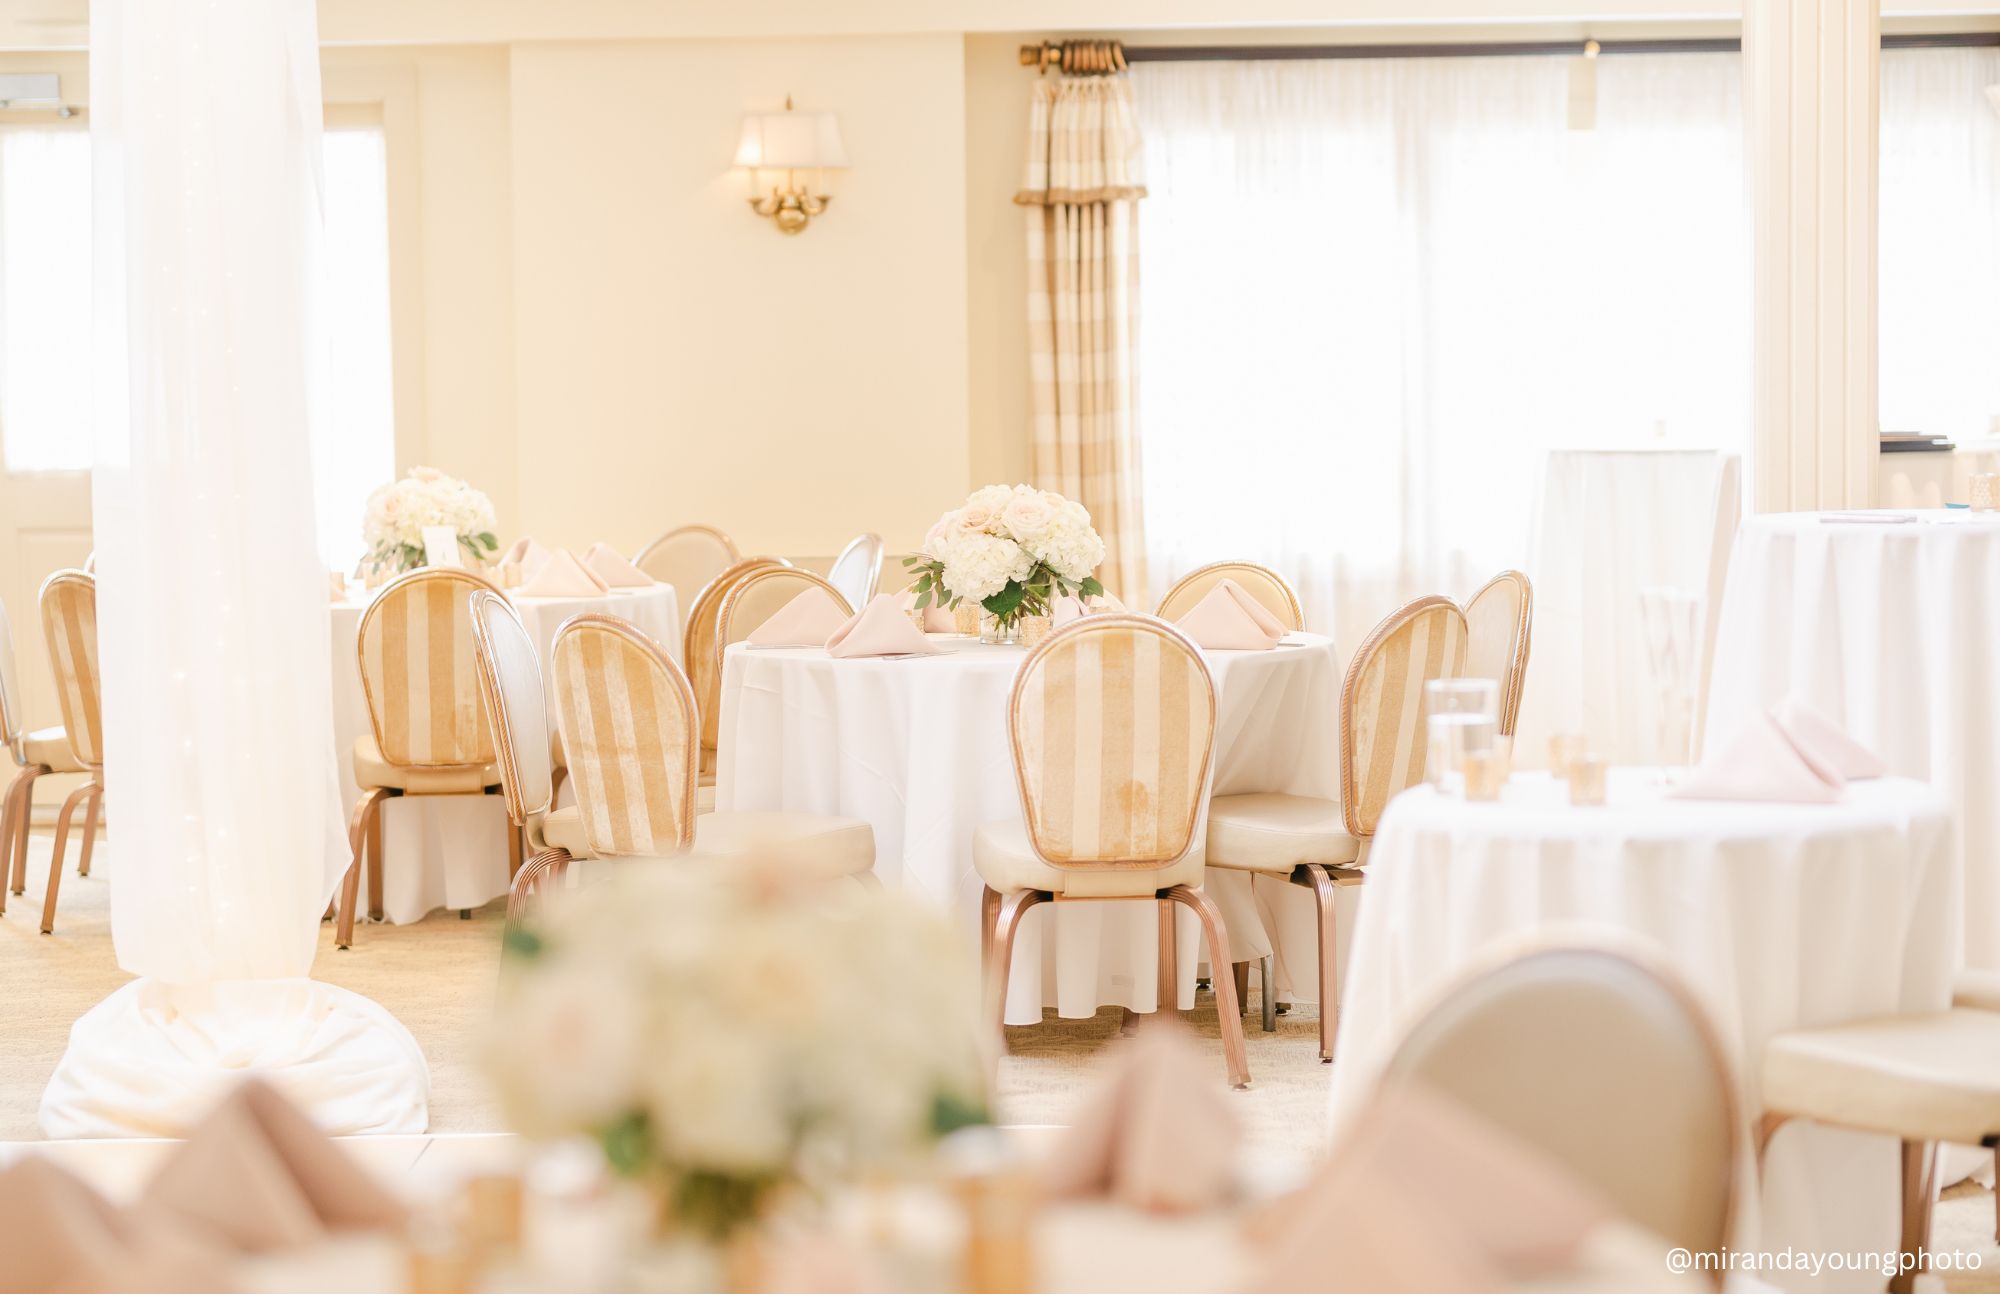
[1328,771,1956,1294]
[329,582,680,924]
[1705,508,2000,968]
[715,634,1343,1024]
[1517,448,1742,766]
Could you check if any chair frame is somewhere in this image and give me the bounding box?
[34,570,104,935]
[682,557,789,772]
[1155,560,1306,631]
[634,524,740,582]
[827,532,885,609]
[340,566,515,949]
[1465,569,1533,737]
[980,613,1250,1089]
[0,591,43,920]
[714,567,853,685]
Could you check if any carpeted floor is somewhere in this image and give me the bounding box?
[4,829,1998,1290]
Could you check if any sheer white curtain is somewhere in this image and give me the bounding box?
[41,0,426,1138]
[1134,54,1749,646]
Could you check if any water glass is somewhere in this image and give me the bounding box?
[1425,678,1500,792]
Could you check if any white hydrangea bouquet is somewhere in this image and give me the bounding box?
[360,465,500,575]
[486,866,988,1242]
[905,484,1105,636]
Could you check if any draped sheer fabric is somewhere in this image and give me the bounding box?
[41,0,426,1138]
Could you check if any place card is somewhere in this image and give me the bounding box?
[422,525,463,568]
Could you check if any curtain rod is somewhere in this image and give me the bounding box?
[1021,31,2000,70]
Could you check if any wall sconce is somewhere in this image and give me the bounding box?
[733,96,847,235]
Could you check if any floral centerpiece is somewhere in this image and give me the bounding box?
[904,484,1105,641]
[361,466,500,575]
[486,866,988,1246]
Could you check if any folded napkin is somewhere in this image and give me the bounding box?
[750,588,852,647]
[1772,696,1885,779]
[518,548,610,598]
[1243,1083,1610,1294]
[500,536,553,579]
[826,594,942,658]
[584,542,654,589]
[1174,579,1285,651]
[896,588,957,633]
[0,1157,237,1294]
[1051,590,1126,626]
[1670,711,1844,803]
[141,1079,407,1254]
[1040,1020,1240,1213]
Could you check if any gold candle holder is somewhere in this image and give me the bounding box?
[952,602,981,635]
[1018,615,1053,648]
[1462,749,1508,801]
[1548,733,1586,779]
[1974,473,2000,512]
[460,1172,524,1259]
[952,1171,1035,1294]
[1567,753,1608,806]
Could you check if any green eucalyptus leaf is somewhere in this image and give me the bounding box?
[1080,576,1105,599]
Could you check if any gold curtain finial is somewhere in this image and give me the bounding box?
[1016,40,1128,76]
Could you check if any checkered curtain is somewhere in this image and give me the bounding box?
[1016,74,1148,602]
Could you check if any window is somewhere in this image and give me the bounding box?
[0,127,92,472]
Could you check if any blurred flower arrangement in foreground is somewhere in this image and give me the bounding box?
[486,865,989,1241]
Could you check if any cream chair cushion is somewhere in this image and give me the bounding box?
[541,803,872,876]
[19,726,83,774]
[353,735,499,795]
[1763,1008,2000,1147]
[1204,793,1363,874]
[1953,967,2000,1014]
[973,819,1204,897]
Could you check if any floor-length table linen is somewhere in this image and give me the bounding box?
[1327,771,1956,1294]
[715,634,1342,1024]
[1516,448,1741,766]
[1704,509,2000,968]
[328,582,680,924]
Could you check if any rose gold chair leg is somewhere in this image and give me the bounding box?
[75,784,101,878]
[1891,1139,1938,1294]
[986,890,1045,1046]
[980,886,1001,974]
[0,770,25,916]
[338,788,388,950]
[41,783,92,934]
[366,790,392,923]
[1168,884,1250,1089]
[10,766,43,896]
[505,847,574,926]
[1753,1110,1791,1167]
[1301,864,1341,1061]
[1157,898,1178,1013]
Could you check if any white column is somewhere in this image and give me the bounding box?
[1745,0,1880,512]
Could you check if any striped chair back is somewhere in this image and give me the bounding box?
[469,590,553,825]
[1155,561,1305,630]
[635,524,740,598]
[1340,595,1469,838]
[1464,570,1533,737]
[1008,614,1217,868]
[37,571,102,770]
[0,592,22,756]
[717,568,853,670]
[356,567,502,768]
[684,557,786,759]
[550,613,699,858]
[826,533,884,610]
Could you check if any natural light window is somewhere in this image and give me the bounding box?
[0,127,92,473]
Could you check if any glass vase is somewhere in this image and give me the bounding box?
[980,615,1020,646]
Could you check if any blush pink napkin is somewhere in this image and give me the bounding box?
[1772,697,1886,779]
[895,588,956,633]
[1671,711,1848,803]
[518,548,611,598]
[140,1080,408,1254]
[0,1157,239,1294]
[584,542,654,589]
[1174,579,1285,650]
[1051,590,1126,626]
[749,588,852,647]
[1243,1083,1611,1294]
[1040,1020,1241,1213]
[500,536,552,580]
[826,594,942,658]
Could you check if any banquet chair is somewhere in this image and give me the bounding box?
[633,524,739,598]
[1155,561,1305,631]
[976,614,1251,1088]
[1463,570,1533,737]
[32,572,105,935]
[501,610,876,917]
[716,568,853,665]
[684,557,788,797]
[1760,1010,2000,1293]
[340,567,515,949]
[826,533,884,611]
[0,591,87,920]
[1202,594,1469,1061]
[1381,944,1739,1282]
[1949,967,2000,1239]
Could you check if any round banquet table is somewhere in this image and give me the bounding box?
[714,632,1343,1025]
[329,581,681,924]
[1704,508,2000,967]
[1327,770,1956,1294]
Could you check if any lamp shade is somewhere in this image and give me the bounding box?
[733,109,848,170]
